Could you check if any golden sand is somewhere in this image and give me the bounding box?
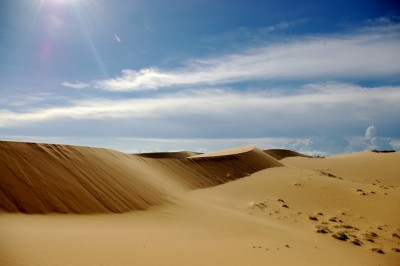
[0,141,399,265]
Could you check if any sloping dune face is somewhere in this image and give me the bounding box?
[264,149,310,160]
[0,141,169,214]
[137,146,283,189]
[187,146,282,184]
[0,142,282,214]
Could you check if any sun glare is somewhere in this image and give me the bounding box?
[50,0,78,5]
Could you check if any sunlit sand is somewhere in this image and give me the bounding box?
[0,141,399,265]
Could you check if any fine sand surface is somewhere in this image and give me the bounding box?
[0,141,399,265]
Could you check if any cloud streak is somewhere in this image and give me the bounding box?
[2,83,400,133]
[95,24,400,91]
[62,81,91,89]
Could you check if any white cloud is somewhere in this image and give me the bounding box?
[61,81,91,89]
[1,83,399,133]
[95,24,400,91]
[280,124,397,156]
[0,93,54,108]
[361,125,393,150]
[365,125,376,140]
[262,19,307,32]
[96,69,175,91]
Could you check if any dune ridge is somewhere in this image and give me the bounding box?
[0,142,281,214]
[137,146,282,189]
[263,149,311,160]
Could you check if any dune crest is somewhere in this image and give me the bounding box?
[263,149,310,160]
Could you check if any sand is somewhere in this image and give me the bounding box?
[0,141,399,265]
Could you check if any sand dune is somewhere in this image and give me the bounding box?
[0,141,171,214]
[282,150,400,186]
[0,142,280,214]
[263,148,311,160]
[0,141,399,265]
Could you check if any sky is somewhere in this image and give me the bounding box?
[1,0,400,155]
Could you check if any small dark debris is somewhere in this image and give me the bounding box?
[371,248,385,254]
[342,224,358,230]
[392,233,400,239]
[316,225,332,233]
[332,232,349,241]
[277,199,285,202]
[371,149,395,153]
[284,244,290,248]
[351,239,362,246]
[309,216,319,221]
[282,204,289,208]
[329,217,339,222]
[392,248,400,253]
[364,232,378,238]
[317,212,324,216]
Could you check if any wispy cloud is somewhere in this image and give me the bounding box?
[262,19,307,32]
[1,83,399,134]
[94,24,400,91]
[61,81,91,89]
[200,19,307,46]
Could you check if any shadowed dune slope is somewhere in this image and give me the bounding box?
[0,141,170,214]
[264,149,310,160]
[0,142,282,214]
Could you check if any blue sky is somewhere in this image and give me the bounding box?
[1,0,400,155]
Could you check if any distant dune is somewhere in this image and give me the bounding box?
[1,141,399,266]
[135,151,202,159]
[263,149,311,160]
